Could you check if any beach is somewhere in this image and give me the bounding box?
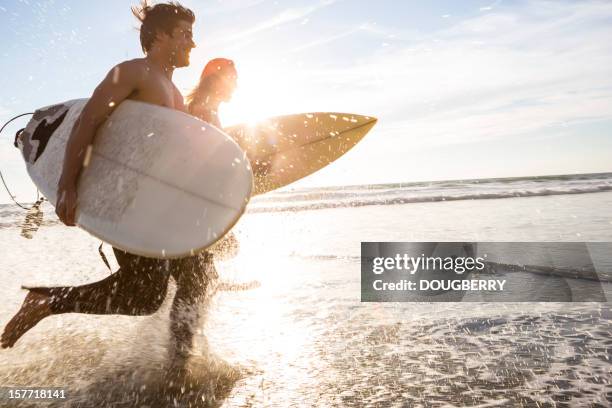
[0,173,611,407]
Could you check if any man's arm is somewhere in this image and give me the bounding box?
[56,61,141,226]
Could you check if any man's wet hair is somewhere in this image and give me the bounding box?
[132,1,195,53]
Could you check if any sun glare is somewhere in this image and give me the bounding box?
[221,63,309,126]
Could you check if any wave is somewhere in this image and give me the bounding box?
[485,262,611,283]
[2,172,612,220]
[263,171,612,197]
[248,183,612,213]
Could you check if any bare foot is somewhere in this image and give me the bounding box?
[1,290,53,348]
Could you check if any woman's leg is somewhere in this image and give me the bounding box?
[168,251,218,362]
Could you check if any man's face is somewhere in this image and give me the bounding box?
[165,20,195,67]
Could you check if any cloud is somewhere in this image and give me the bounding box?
[183,0,342,87]
[195,0,268,16]
[287,0,612,149]
[200,0,338,53]
[290,26,362,53]
[479,0,502,12]
[226,0,334,40]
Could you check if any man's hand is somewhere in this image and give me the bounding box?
[55,185,78,226]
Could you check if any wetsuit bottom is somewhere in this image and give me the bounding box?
[24,248,218,358]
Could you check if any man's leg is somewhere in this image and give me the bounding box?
[168,251,218,363]
[1,290,53,348]
[1,249,171,348]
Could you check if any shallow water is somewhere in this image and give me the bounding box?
[0,190,611,407]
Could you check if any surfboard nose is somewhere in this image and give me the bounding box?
[322,112,377,144]
[317,113,377,149]
[349,114,377,137]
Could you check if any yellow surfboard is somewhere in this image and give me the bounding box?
[226,112,377,195]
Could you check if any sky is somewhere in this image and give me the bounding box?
[1,0,612,204]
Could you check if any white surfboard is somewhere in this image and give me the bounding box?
[226,112,377,195]
[17,99,253,259]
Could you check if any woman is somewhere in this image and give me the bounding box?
[188,58,239,259]
[186,57,237,128]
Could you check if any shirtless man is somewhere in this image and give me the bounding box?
[1,1,212,366]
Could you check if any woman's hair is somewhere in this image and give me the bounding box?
[186,58,235,109]
[132,1,195,53]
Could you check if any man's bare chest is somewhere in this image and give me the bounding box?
[131,76,182,110]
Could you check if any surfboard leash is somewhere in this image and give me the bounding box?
[0,163,47,239]
[2,113,109,257]
[0,112,35,210]
[0,112,34,148]
[1,112,49,239]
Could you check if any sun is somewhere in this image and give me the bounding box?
[220,62,309,127]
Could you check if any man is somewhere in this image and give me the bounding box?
[1,1,212,367]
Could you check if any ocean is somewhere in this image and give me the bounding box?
[0,172,611,407]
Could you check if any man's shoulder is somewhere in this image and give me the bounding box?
[101,58,150,86]
[113,58,149,74]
